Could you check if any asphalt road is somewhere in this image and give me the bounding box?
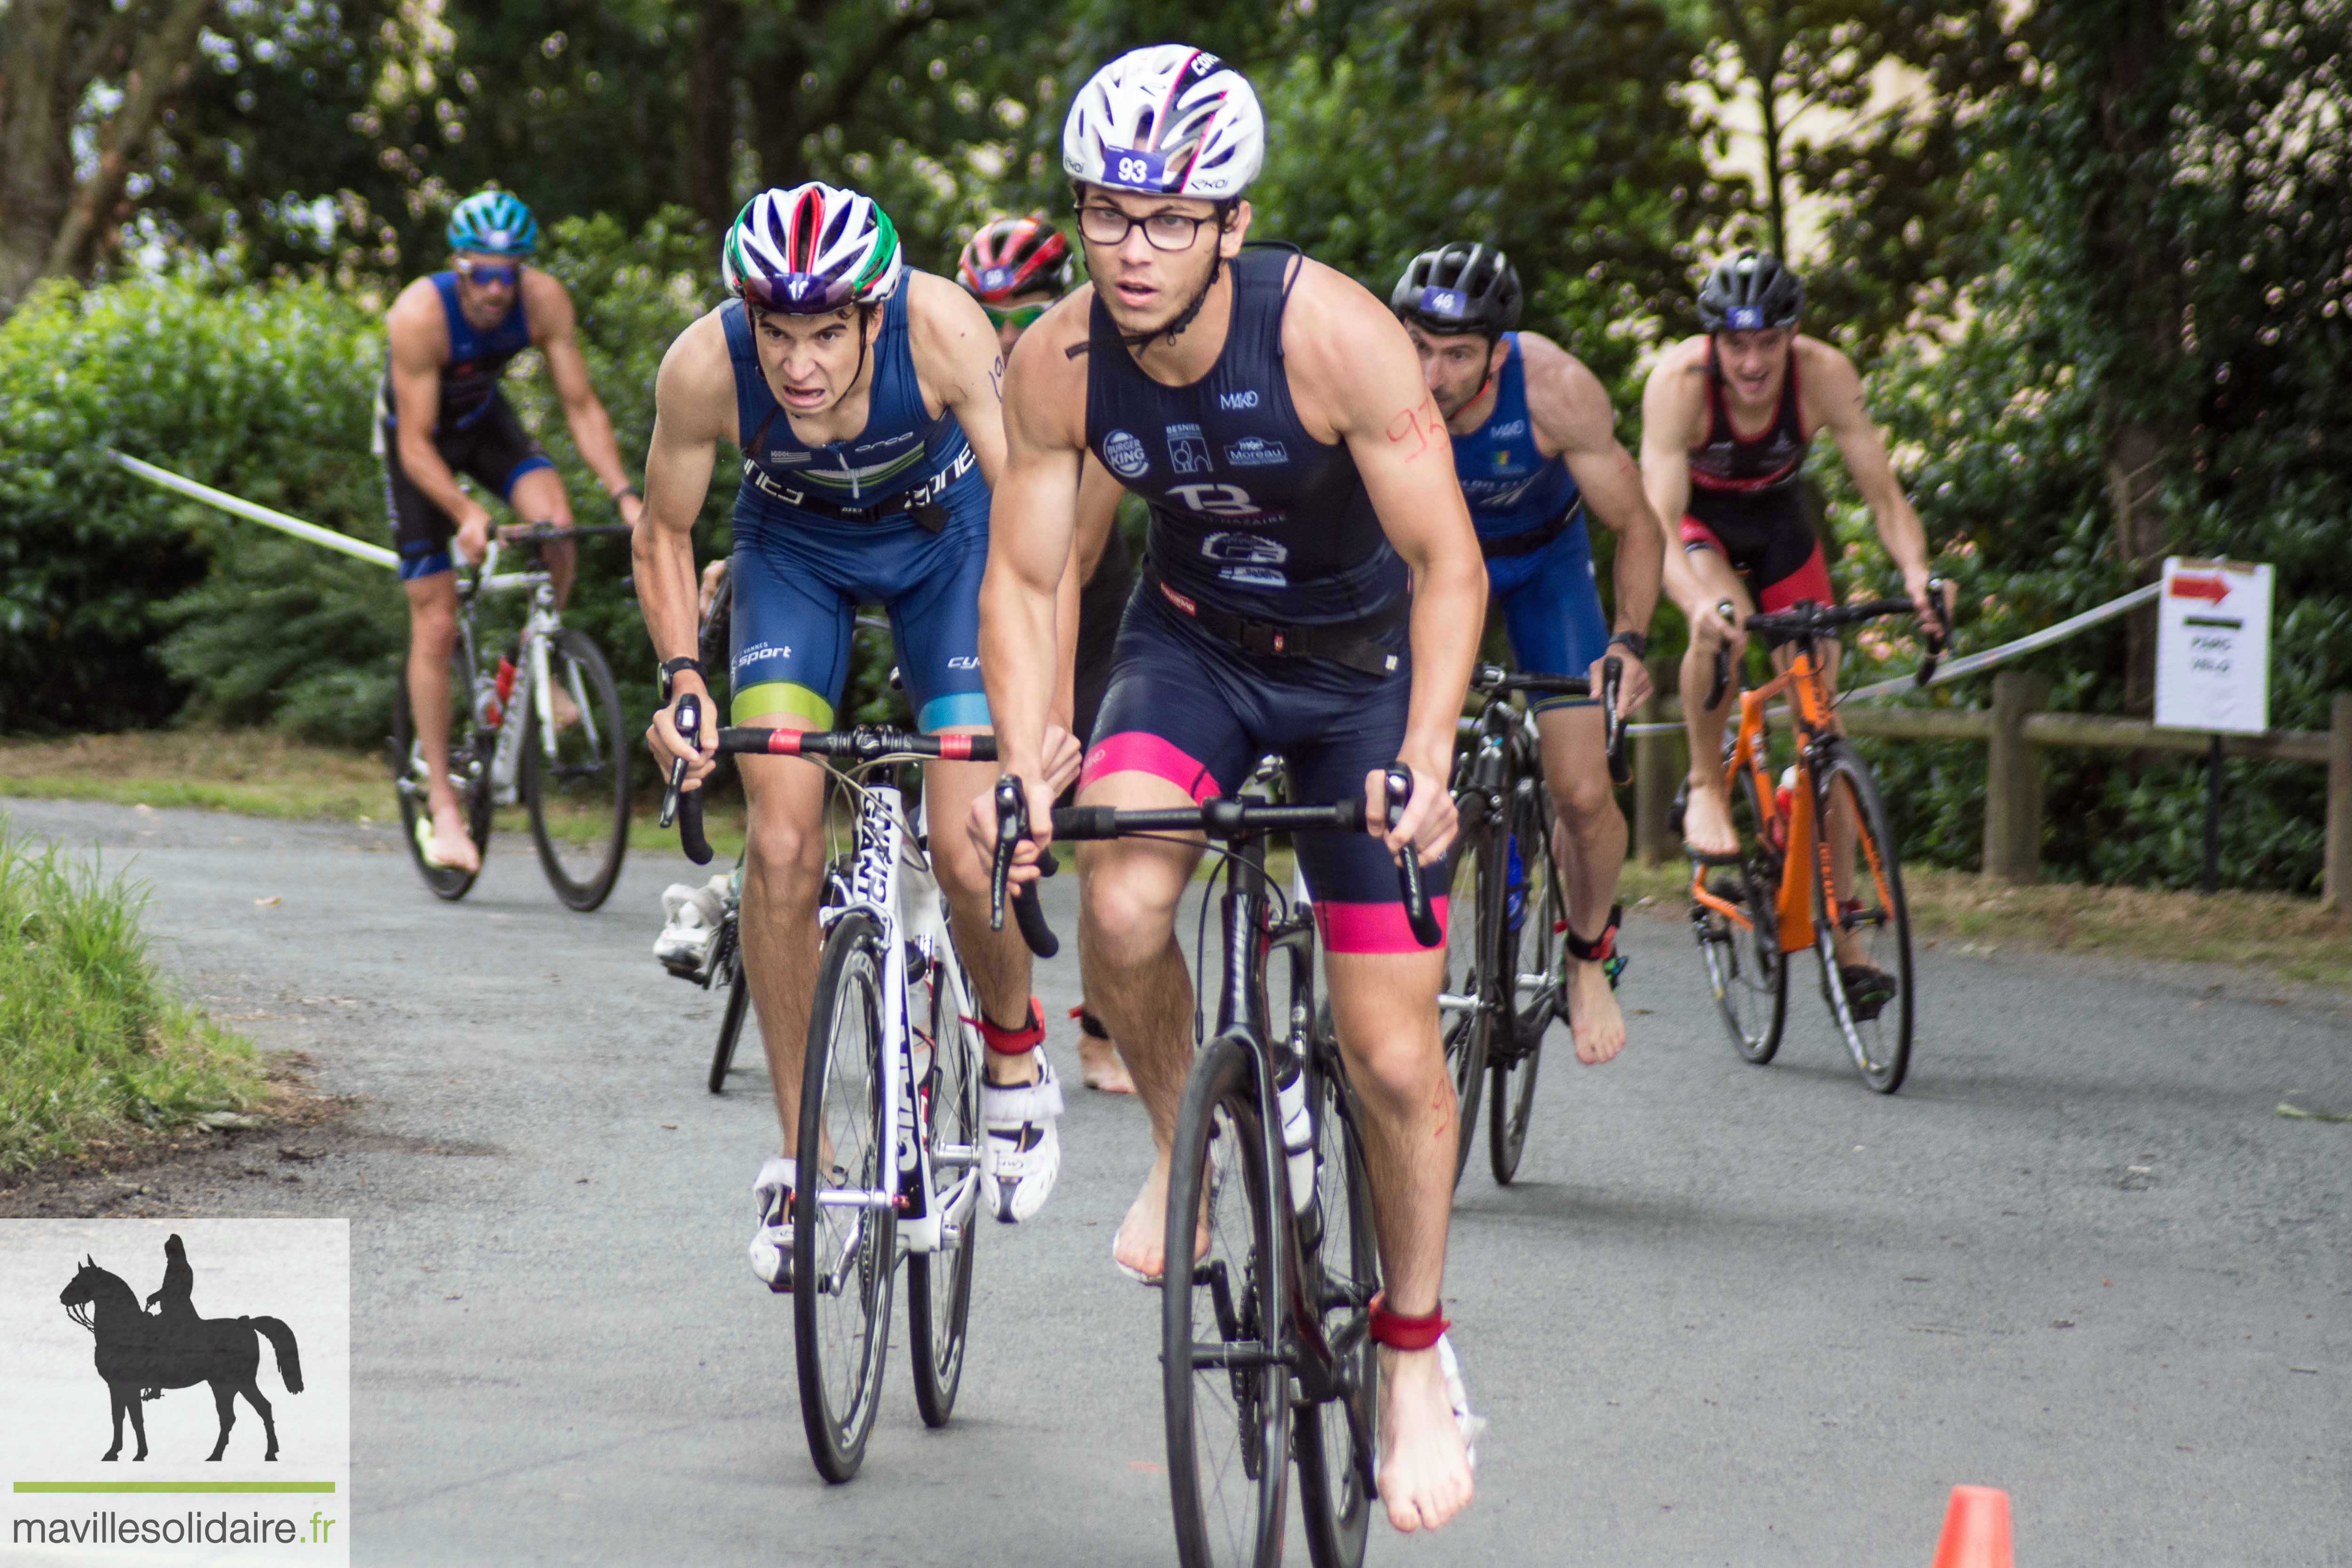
[5,796,2347,1567]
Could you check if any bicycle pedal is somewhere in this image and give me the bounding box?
[1706,875,1746,905]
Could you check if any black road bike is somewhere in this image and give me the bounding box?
[992,771,1439,1568]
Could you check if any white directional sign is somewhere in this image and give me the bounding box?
[2155,557,2272,734]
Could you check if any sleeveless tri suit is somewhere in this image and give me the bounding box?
[1677,337,1832,614]
[1076,247,1443,953]
[720,283,990,732]
[1449,334,1609,713]
[378,271,556,580]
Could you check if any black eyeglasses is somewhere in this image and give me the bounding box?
[1075,204,1225,253]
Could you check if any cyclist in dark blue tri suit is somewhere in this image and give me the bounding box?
[640,184,1076,1293]
[1391,243,1664,1068]
[975,46,1487,1535]
[381,189,644,874]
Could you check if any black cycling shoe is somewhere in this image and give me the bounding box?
[1837,963,1898,1022]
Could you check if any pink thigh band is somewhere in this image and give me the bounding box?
[1079,731,1223,805]
[1313,896,1451,955]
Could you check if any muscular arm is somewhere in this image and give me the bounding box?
[633,310,734,780]
[385,284,487,552]
[1638,348,1716,623]
[1291,263,1484,853]
[529,272,641,522]
[1807,343,1937,620]
[912,271,1011,492]
[1052,456,1124,729]
[1520,333,1662,644]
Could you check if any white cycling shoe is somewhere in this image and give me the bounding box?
[981,1048,1064,1224]
[654,876,728,977]
[748,1155,795,1293]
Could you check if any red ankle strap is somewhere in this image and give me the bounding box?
[980,996,1044,1057]
[1367,1293,1450,1351]
[1564,904,1623,964]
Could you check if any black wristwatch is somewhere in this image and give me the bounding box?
[1607,629,1650,661]
[658,656,702,704]
[612,486,641,508]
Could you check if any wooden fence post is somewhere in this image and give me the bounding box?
[1983,669,2050,882]
[2326,692,2352,912]
[1635,653,1682,865]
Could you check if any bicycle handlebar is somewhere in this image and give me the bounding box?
[987,766,1442,959]
[499,521,636,544]
[1706,578,1951,708]
[1469,657,1628,783]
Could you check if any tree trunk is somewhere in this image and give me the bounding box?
[2107,423,2169,714]
[43,0,217,281]
[683,0,742,232]
[0,0,83,311]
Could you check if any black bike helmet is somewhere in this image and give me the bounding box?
[1390,242,1522,338]
[1697,249,1804,332]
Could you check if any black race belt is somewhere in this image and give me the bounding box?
[1477,504,1578,560]
[1143,564,1407,678]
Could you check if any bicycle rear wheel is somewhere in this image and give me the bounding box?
[387,651,491,901]
[522,628,630,912]
[1164,1033,1289,1568]
[705,916,748,1094]
[1439,828,1497,1187]
[795,911,898,1483]
[1489,780,1557,1185]
[1293,1019,1378,1568]
[907,943,981,1427]
[1811,747,1915,1093]
[1694,767,1788,1063]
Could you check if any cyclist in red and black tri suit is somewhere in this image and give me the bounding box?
[1639,250,1946,992]
[974,46,1485,1534]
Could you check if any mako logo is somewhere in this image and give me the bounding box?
[1168,482,1261,517]
[1218,390,1260,411]
[1489,419,1527,439]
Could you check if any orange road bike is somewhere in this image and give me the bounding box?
[1686,588,1944,1092]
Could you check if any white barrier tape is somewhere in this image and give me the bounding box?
[112,450,400,571]
[1620,582,2163,737]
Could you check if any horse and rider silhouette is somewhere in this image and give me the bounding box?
[58,1236,303,1463]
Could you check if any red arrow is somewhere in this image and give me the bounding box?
[2170,574,2230,604]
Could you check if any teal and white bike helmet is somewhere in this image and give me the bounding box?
[446,190,538,258]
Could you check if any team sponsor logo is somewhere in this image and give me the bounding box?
[768,450,811,464]
[1192,175,1231,192]
[1166,422,1213,475]
[1224,436,1289,468]
[1167,482,1261,517]
[787,277,811,301]
[946,656,980,670]
[1191,53,1222,76]
[1220,565,1288,587]
[735,640,794,669]
[1201,532,1288,566]
[1489,419,1527,439]
[1218,390,1260,411]
[853,432,916,453]
[1102,429,1150,479]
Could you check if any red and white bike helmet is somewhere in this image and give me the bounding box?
[1061,45,1265,201]
[957,217,1072,302]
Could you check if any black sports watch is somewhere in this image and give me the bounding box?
[658,656,702,704]
[1607,629,1650,661]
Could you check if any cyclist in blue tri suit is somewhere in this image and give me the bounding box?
[976,46,1485,1534]
[639,184,1074,1293]
[1392,243,1663,1067]
[382,189,645,874]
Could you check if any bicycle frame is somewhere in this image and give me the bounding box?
[1687,634,1841,955]
[461,539,603,806]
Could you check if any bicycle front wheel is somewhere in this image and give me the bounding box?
[1489,780,1557,1186]
[1811,747,1915,1093]
[705,916,749,1095]
[521,628,630,912]
[907,945,981,1427]
[1164,1032,1289,1568]
[387,650,491,901]
[1293,1016,1378,1568]
[1694,766,1788,1063]
[795,911,898,1483]
[1439,827,1497,1187]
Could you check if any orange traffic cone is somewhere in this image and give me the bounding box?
[1930,1485,2013,1568]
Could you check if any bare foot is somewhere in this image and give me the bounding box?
[1375,1343,1475,1533]
[1565,955,1626,1065]
[1681,778,1740,859]
[1113,1151,1209,1283]
[425,799,481,873]
[1078,1033,1137,1094]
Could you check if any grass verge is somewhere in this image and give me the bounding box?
[0,814,268,1173]
[1615,858,2351,992]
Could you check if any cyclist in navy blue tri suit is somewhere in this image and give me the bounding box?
[381,189,645,875]
[974,47,1486,1535]
[1391,243,1664,1068]
[641,184,1077,1295]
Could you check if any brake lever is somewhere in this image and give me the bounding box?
[1381,764,1442,949]
[1706,597,1740,711]
[661,694,713,866]
[1601,655,1630,786]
